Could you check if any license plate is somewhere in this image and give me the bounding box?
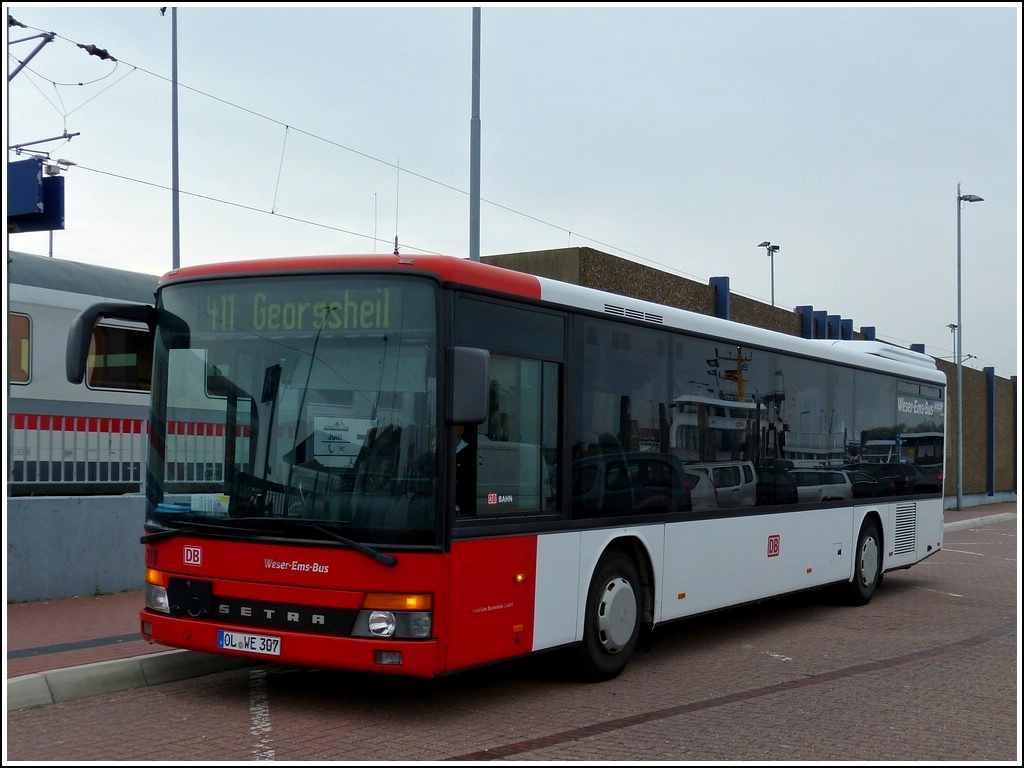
[218,629,281,656]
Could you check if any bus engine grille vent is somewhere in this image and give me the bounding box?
[604,304,664,324]
[893,502,918,556]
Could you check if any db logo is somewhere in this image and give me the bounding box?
[487,493,498,505]
[767,535,780,558]
[183,545,202,566]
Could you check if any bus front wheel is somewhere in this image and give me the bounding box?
[842,518,882,606]
[578,550,641,682]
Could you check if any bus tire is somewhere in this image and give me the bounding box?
[842,518,882,606]
[578,550,641,682]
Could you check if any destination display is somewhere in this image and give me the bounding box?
[160,277,435,337]
[206,287,393,333]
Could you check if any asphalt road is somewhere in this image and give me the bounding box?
[4,515,1018,762]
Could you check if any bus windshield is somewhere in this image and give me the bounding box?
[147,274,440,547]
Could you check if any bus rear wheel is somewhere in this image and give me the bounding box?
[578,550,641,682]
[842,518,881,606]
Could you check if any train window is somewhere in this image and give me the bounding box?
[87,324,152,392]
[8,312,30,384]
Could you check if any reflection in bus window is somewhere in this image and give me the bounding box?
[471,355,556,516]
[573,318,670,459]
[87,324,152,392]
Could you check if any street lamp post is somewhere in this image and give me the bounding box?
[955,183,983,511]
[757,241,781,306]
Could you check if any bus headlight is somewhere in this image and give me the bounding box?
[351,592,433,639]
[368,610,396,637]
[144,568,170,613]
[352,609,432,639]
[407,612,431,637]
[145,582,170,614]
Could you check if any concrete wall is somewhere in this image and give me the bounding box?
[6,495,145,603]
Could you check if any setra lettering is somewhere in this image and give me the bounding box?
[216,601,328,627]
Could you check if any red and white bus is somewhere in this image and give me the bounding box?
[66,253,947,681]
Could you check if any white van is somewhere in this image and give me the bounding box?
[790,468,853,502]
[684,460,757,509]
[681,466,719,512]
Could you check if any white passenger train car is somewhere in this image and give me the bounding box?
[7,251,159,495]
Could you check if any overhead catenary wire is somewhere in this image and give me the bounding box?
[8,18,662,267]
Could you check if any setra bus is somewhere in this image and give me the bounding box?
[66,253,946,681]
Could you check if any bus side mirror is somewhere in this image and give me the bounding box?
[447,346,489,425]
[66,302,156,385]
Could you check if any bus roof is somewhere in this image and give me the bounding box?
[157,253,544,299]
[156,253,943,385]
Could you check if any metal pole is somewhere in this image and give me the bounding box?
[955,184,963,511]
[954,184,984,511]
[171,8,180,270]
[756,241,777,306]
[469,8,481,262]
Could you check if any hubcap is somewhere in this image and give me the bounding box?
[597,576,637,652]
[860,535,879,588]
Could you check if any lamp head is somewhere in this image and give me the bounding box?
[757,241,770,248]
[959,194,984,203]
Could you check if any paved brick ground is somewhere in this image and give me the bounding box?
[6,590,161,679]
[4,502,1017,762]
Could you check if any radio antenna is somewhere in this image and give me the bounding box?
[393,157,400,254]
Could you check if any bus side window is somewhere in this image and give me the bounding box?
[467,355,557,517]
[453,297,563,518]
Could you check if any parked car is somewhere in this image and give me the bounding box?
[684,460,757,509]
[843,469,897,499]
[901,462,943,494]
[846,462,942,495]
[755,466,799,506]
[790,468,853,502]
[682,466,719,512]
[845,462,910,494]
[572,451,718,517]
[624,453,692,515]
[572,453,635,517]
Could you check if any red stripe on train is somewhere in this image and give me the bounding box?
[11,414,146,433]
[165,422,250,437]
[10,415,250,437]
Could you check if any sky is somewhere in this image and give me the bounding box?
[4,3,1021,380]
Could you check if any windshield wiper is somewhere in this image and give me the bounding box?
[283,520,398,567]
[141,520,243,544]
